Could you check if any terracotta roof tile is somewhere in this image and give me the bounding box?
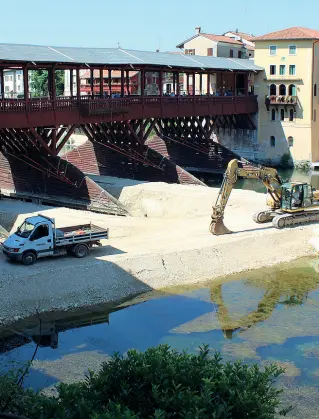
[253,27,319,41]
[201,34,243,45]
[225,31,255,41]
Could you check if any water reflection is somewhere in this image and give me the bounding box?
[1,259,319,417]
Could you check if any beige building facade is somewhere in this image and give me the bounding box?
[176,28,254,95]
[254,27,319,165]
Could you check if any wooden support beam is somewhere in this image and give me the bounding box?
[159,71,163,96]
[207,73,210,95]
[126,70,130,95]
[143,118,157,141]
[141,70,145,96]
[29,127,52,155]
[100,68,104,97]
[23,66,29,101]
[108,69,112,95]
[56,126,67,143]
[176,72,180,96]
[51,65,56,100]
[186,73,189,95]
[90,68,94,97]
[70,69,74,97]
[199,73,202,95]
[195,117,209,140]
[124,120,143,144]
[192,72,195,96]
[0,68,4,99]
[76,68,80,102]
[121,69,125,97]
[51,128,57,155]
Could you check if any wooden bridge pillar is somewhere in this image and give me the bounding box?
[0,68,4,99]
[99,69,103,97]
[23,66,29,101]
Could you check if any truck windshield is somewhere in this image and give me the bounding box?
[16,221,35,238]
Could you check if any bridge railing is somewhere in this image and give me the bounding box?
[0,95,257,113]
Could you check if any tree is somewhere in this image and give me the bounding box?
[29,70,64,97]
[0,345,291,418]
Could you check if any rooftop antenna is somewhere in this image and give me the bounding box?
[118,42,121,49]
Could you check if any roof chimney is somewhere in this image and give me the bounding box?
[195,26,201,35]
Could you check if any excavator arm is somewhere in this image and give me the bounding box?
[209,159,283,235]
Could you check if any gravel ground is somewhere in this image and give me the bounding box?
[0,182,316,325]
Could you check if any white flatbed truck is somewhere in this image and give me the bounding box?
[2,214,108,266]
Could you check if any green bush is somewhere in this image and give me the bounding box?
[0,345,291,419]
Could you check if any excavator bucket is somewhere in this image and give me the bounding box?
[209,217,232,235]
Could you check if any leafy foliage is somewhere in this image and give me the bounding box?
[29,69,64,97]
[0,345,291,418]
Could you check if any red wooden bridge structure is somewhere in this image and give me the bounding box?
[0,44,261,214]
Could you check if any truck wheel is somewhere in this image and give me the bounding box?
[22,251,37,266]
[74,244,89,258]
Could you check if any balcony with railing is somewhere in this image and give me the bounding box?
[268,95,298,105]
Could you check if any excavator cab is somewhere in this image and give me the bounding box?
[281,182,313,210]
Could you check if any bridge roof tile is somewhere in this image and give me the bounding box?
[0,43,262,71]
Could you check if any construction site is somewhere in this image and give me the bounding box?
[0,174,317,325]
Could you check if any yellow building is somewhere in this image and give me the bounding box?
[254,27,319,166]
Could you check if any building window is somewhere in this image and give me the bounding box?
[238,50,242,58]
[269,84,276,95]
[288,84,296,96]
[5,86,9,92]
[10,76,13,81]
[230,49,234,57]
[185,49,195,55]
[270,65,276,75]
[289,45,296,55]
[270,45,277,55]
[279,65,286,75]
[271,109,276,121]
[17,75,21,80]
[279,84,286,95]
[315,84,317,96]
[207,48,213,56]
[4,76,9,82]
[289,65,296,75]
[289,109,294,121]
[280,109,285,121]
[17,85,20,91]
[270,136,276,147]
[314,109,317,122]
[288,136,294,146]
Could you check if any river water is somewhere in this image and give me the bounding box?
[1,257,319,417]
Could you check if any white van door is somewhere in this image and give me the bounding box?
[29,223,54,258]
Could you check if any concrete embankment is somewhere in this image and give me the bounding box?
[0,181,316,325]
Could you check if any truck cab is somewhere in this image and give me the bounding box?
[3,215,55,265]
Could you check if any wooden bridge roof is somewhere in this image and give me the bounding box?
[0,43,262,71]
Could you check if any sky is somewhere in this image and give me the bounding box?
[1,0,319,52]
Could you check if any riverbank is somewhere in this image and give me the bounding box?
[0,181,316,325]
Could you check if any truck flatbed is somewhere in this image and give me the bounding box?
[55,224,108,246]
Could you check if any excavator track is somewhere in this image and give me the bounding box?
[253,210,275,224]
[272,210,319,229]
